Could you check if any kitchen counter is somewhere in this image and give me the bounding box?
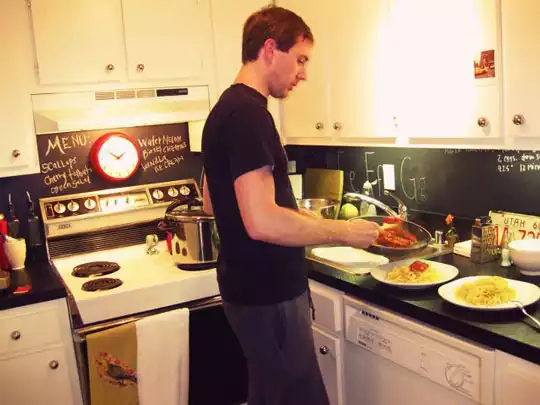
[308,253,540,365]
[0,260,67,311]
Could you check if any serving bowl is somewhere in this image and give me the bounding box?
[508,238,540,276]
[296,198,341,220]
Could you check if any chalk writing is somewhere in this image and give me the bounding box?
[142,155,185,174]
[400,156,428,203]
[43,165,92,195]
[45,133,91,156]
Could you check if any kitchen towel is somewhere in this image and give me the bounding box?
[453,239,472,258]
[87,322,139,405]
[136,308,190,405]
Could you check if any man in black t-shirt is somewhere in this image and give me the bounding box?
[202,6,380,405]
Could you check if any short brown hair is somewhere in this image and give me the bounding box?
[242,5,314,64]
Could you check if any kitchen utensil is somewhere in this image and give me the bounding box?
[26,191,42,248]
[349,215,432,252]
[296,198,340,220]
[7,193,20,238]
[438,276,540,310]
[511,300,540,328]
[303,168,344,202]
[508,238,540,276]
[471,216,498,263]
[158,197,219,270]
[370,259,459,290]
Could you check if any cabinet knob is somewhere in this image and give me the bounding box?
[319,345,330,355]
[333,122,342,131]
[12,149,21,158]
[136,63,145,72]
[477,117,488,128]
[106,64,115,72]
[315,122,324,130]
[11,330,21,340]
[49,360,59,370]
[512,114,525,126]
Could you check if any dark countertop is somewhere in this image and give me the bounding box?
[0,260,67,311]
[308,253,540,366]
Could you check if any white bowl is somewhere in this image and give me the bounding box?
[509,239,540,276]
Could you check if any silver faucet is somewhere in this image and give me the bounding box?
[343,191,408,220]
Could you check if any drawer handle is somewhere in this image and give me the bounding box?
[136,63,145,72]
[11,330,21,340]
[319,345,330,355]
[49,360,59,370]
[12,149,21,158]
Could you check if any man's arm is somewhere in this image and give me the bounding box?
[234,166,379,248]
[202,175,213,215]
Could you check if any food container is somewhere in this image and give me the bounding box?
[296,198,340,219]
[508,239,540,276]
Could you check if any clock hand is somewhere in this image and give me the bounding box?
[116,152,126,160]
[109,152,120,159]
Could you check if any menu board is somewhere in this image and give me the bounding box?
[35,123,201,197]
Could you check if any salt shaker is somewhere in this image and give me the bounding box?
[500,231,513,267]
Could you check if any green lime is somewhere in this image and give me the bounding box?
[340,203,359,219]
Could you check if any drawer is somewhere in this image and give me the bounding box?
[309,280,343,333]
[0,306,62,356]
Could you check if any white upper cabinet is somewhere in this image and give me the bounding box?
[29,0,213,86]
[501,0,540,138]
[391,0,501,140]
[0,0,39,176]
[123,0,210,82]
[29,0,126,85]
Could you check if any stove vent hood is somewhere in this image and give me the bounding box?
[32,86,210,135]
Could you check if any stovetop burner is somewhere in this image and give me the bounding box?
[72,261,120,278]
[82,278,123,292]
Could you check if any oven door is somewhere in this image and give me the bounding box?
[72,296,247,405]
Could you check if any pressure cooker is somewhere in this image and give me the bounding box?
[158,197,219,270]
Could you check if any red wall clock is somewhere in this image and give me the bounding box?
[90,132,141,182]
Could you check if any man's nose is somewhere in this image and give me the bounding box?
[298,68,307,81]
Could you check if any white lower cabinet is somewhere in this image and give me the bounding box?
[495,351,540,405]
[313,326,344,405]
[0,299,83,405]
[309,280,345,405]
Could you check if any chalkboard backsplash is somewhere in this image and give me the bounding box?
[0,123,202,240]
[286,145,540,222]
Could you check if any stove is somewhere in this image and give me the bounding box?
[40,179,220,326]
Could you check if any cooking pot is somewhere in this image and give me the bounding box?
[158,198,219,270]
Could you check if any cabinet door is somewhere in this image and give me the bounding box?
[277,0,330,140]
[29,0,126,85]
[123,0,211,82]
[0,0,39,175]
[392,0,500,139]
[328,0,396,139]
[0,346,76,405]
[312,326,343,405]
[502,0,540,138]
[495,351,540,405]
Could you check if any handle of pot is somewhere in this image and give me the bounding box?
[158,220,173,232]
[165,197,203,214]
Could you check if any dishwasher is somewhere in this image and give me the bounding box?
[343,296,495,405]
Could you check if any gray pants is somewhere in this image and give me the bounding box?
[223,291,330,405]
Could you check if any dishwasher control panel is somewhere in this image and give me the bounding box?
[345,304,483,402]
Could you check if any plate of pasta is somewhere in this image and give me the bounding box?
[438,276,540,310]
[370,259,459,290]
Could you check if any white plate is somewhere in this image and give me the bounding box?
[370,259,459,290]
[438,276,540,310]
[310,246,389,267]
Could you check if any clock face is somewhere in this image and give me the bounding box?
[90,133,141,182]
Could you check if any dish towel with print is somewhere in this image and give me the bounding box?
[136,308,190,405]
[87,322,139,405]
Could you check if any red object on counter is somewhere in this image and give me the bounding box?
[167,233,172,254]
[0,215,10,270]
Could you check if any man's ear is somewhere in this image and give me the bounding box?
[260,38,277,65]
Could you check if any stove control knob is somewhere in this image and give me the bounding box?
[67,201,79,212]
[152,189,164,200]
[168,187,179,198]
[84,199,97,210]
[179,185,191,196]
[53,202,66,214]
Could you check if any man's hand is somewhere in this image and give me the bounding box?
[341,219,380,249]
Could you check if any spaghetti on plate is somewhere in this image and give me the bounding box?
[386,261,440,284]
[455,276,516,306]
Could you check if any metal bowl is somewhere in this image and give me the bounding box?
[297,198,341,220]
[348,215,432,252]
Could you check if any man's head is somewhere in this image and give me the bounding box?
[242,6,314,99]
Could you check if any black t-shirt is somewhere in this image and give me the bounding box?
[202,84,307,305]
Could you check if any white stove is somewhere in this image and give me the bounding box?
[40,179,219,326]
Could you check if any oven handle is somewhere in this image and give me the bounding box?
[74,295,222,338]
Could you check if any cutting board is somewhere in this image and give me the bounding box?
[303,168,344,202]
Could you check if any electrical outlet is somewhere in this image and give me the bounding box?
[382,164,395,190]
[287,160,297,174]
